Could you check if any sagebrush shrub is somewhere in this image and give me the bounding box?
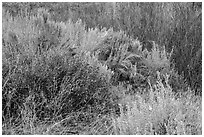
[57,55,114,117]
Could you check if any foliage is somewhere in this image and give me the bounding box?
[2,9,114,128]
[2,2,202,135]
[112,78,202,135]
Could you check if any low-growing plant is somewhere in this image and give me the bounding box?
[112,76,202,135]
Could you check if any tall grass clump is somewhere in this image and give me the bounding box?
[112,75,202,135]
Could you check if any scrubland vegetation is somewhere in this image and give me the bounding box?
[2,2,202,135]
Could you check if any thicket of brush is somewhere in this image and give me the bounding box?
[2,2,202,135]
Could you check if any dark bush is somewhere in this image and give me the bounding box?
[2,52,115,123]
[56,56,113,118]
[170,9,202,94]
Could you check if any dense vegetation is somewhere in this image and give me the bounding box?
[2,2,202,135]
